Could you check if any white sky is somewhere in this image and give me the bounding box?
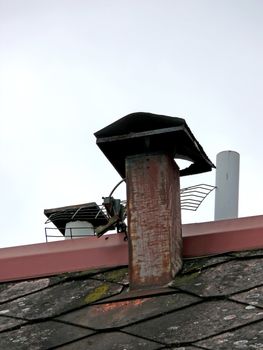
[0,0,262,248]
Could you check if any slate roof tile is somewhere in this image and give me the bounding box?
[0,320,93,350]
[170,258,263,297]
[229,249,263,258]
[163,347,201,350]
[56,331,163,350]
[57,292,200,329]
[123,299,263,345]
[0,279,122,320]
[230,286,263,308]
[0,248,263,349]
[180,255,233,274]
[91,267,129,285]
[196,320,263,349]
[0,315,26,332]
[0,279,50,303]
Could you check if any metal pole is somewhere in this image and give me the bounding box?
[214,150,240,220]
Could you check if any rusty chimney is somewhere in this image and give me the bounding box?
[95,112,214,289]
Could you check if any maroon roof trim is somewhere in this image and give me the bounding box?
[183,214,263,257]
[0,215,263,283]
[0,233,128,283]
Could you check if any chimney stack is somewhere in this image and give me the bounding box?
[95,112,214,289]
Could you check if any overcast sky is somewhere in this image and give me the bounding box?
[0,0,262,248]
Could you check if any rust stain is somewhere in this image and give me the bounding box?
[100,298,149,313]
[126,153,182,289]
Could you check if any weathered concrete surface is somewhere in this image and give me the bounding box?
[126,153,182,289]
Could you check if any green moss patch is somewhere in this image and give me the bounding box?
[84,284,110,304]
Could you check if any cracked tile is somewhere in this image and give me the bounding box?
[124,300,263,344]
[181,256,232,274]
[57,292,199,329]
[171,259,263,297]
[0,320,93,350]
[56,331,162,350]
[0,315,26,332]
[92,267,129,285]
[196,319,263,349]
[229,249,263,258]
[0,279,122,320]
[163,347,201,350]
[0,279,50,303]
[231,286,263,308]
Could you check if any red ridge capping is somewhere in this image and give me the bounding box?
[1,215,263,283]
[183,214,263,257]
[0,233,128,283]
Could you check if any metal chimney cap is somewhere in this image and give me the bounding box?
[94,112,215,178]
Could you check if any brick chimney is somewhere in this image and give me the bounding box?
[95,112,214,289]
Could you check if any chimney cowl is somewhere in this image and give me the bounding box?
[95,112,214,289]
[95,112,215,179]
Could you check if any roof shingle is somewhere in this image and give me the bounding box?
[1,249,263,349]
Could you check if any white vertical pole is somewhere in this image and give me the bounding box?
[214,151,240,220]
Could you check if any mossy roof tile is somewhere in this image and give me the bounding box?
[57,292,200,329]
[171,258,263,297]
[0,249,263,349]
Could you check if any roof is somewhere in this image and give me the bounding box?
[1,248,263,349]
[1,215,263,282]
[95,112,215,177]
[44,202,108,235]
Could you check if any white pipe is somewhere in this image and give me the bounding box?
[214,150,240,220]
